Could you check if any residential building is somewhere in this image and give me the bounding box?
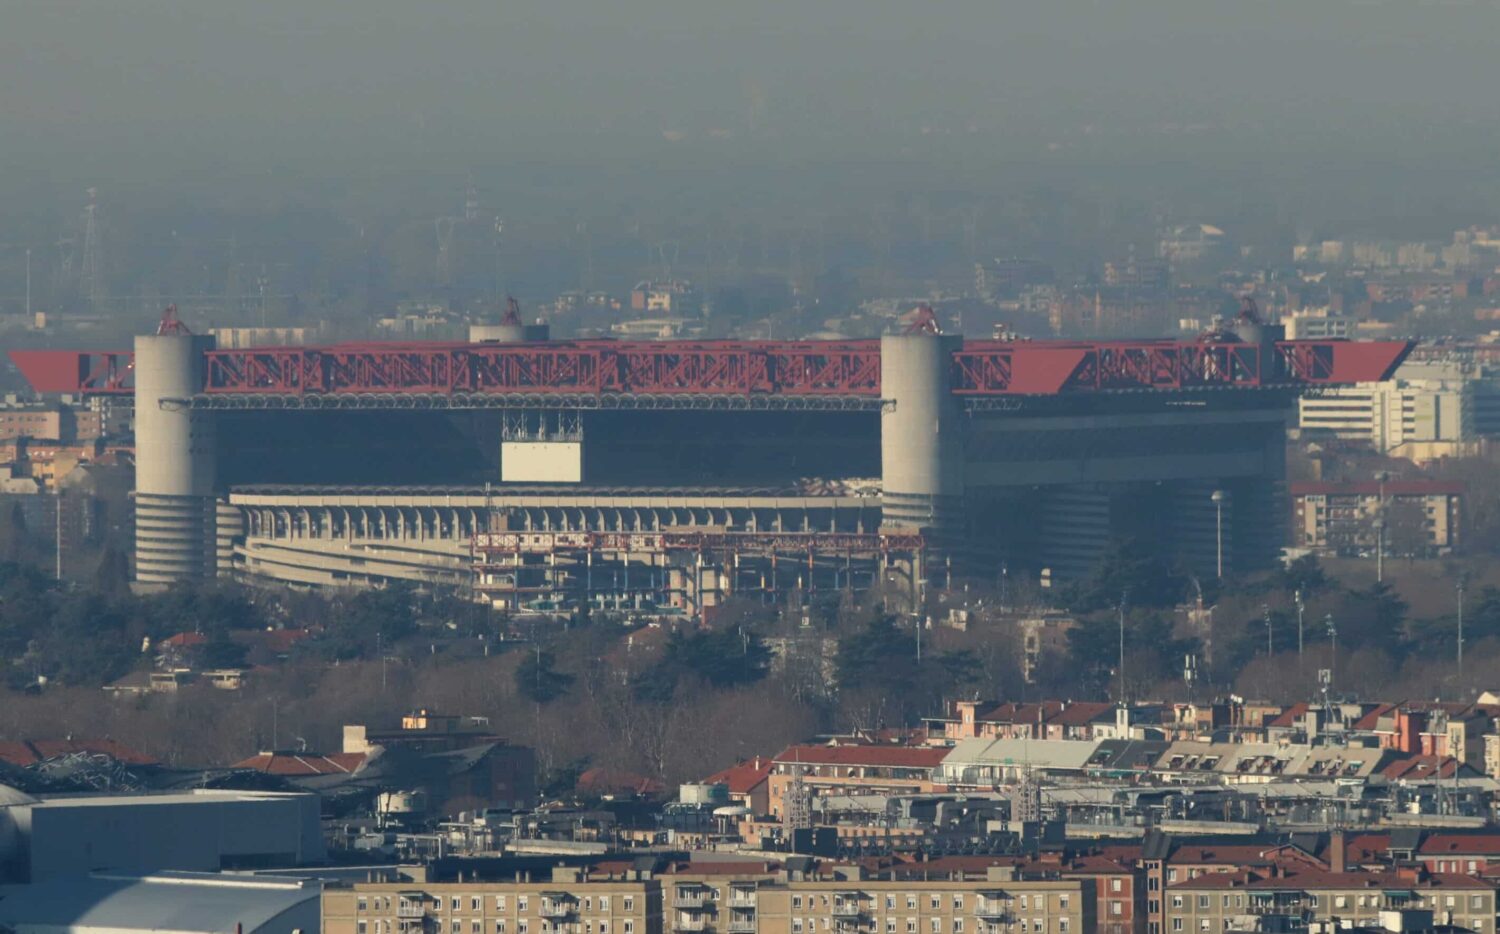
[323,868,663,934]
[755,870,1093,934]
[1289,481,1462,556]
[1162,867,1493,934]
[767,746,947,819]
[1282,308,1353,340]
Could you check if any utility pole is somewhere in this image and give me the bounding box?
[1325,613,1337,693]
[1263,604,1273,658]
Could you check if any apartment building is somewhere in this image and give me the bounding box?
[1162,868,1493,933]
[754,871,1093,934]
[1289,481,1462,556]
[767,746,947,819]
[1295,358,1500,458]
[325,867,1095,934]
[323,870,663,934]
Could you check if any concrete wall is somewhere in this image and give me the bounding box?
[879,334,964,534]
[15,791,323,883]
[133,334,217,586]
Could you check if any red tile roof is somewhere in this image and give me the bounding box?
[773,744,949,769]
[1171,868,1490,891]
[705,756,773,794]
[1418,834,1500,856]
[1266,703,1310,729]
[575,767,666,797]
[1381,755,1461,780]
[0,738,159,768]
[160,631,209,649]
[232,751,367,775]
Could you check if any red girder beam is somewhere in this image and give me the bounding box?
[8,338,1414,398]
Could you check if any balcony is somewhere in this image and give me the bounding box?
[728,890,758,909]
[540,904,578,920]
[675,915,709,932]
[728,915,757,933]
[398,906,430,920]
[973,901,1013,920]
[675,895,711,910]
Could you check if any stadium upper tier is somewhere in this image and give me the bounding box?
[10,336,1411,399]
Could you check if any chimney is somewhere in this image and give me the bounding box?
[1330,830,1346,874]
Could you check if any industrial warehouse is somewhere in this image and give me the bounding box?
[9,310,1410,608]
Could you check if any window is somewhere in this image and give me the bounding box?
[930,920,940,934]
[1172,921,1183,932]
[454,898,462,912]
[601,923,609,934]
[887,897,896,911]
[473,922,482,934]
[888,922,897,933]
[497,898,508,912]
[1111,880,1122,894]
[1334,897,1347,909]
[519,899,530,914]
[794,920,803,933]
[1469,862,1479,874]
[496,923,507,934]
[358,923,368,934]
[451,923,460,934]
[600,898,610,912]
[1448,896,1457,908]
[1197,897,1209,910]
[585,922,592,934]
[1167,870,1178,883]
[584,899,592,912]
[1474,896,1486,910]
[908,898,917,911]
[473,899,483,912]
[359,898,369,913]
[518,922,529,934]
[1020,897,1029,911]
[794,897,803,910]
[1110,904,1122,917]
[1308,897,1318,909]
[1059,895,1069,909]
[953,896,964,910]
[624,900,634,913]
[953,920,964,933]
[907,920,917,933]
[1058,922,1068,934]
[624,923,634,934]
[1199,922,1209,932]
[1170,897,1183,910]
[931,897,941,911]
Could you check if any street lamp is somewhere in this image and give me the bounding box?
[1373,471,1388,583]
[1211,489,1226,579]
[1457,578,1466,686]
[1373,517,1386,583]
[1294,589,1305,659]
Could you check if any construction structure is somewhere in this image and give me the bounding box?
[10,310,1411,610]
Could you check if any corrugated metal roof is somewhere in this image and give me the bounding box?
[0,872,321,933]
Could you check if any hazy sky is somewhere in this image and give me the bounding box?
[4,1,1498,168]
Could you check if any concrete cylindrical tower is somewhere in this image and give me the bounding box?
[134,334,217,587]
[880,333,965,535]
